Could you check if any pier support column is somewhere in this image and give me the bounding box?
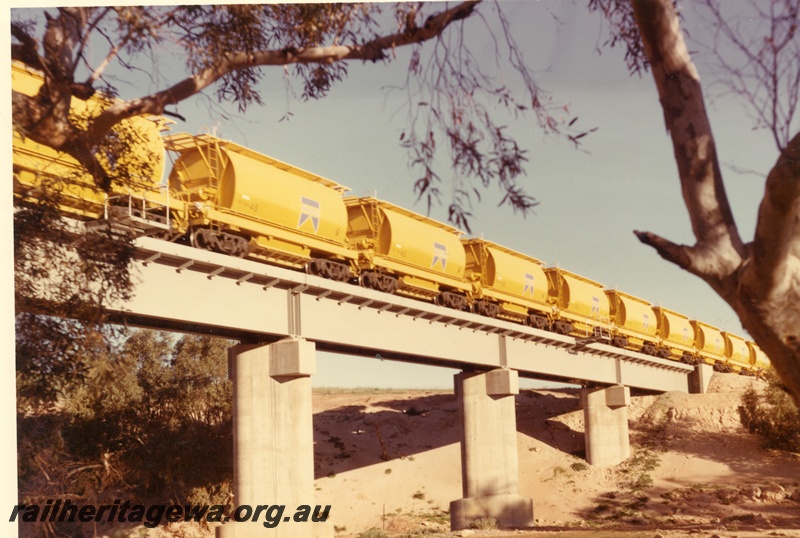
[217,338,327,538]
[581,385,630,468]
[689,363,714,394]
[450,369,534,530]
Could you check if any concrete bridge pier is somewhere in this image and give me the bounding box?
[690,363,715,394]
[450,369,534,530]
[217,338,328,538]
[581,385,631,467]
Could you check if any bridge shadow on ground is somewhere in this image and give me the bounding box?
[628,390,800,484]
[311,388,584,479]
[312,391,458,479]
[577,428,800,530]
[515,389,584,458]
[575,388,800,529]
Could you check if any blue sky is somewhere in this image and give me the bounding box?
[152,1,780,389]
[6,2,787,391]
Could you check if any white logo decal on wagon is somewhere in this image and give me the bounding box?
[298,197,321,233]
[523,273,535,296]
[431,242,448,270]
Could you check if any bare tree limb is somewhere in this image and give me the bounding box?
[633,230,693,270]
[631,0,746,282]
[11,22,44,70]
[631,0,800,405]
[697,0,800,150]
[85,1,481,146]
[744,131,800,293]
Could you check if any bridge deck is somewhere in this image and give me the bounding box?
[108,237,694,393]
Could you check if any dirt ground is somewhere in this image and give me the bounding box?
[308,373,800,538]
[28,373,800,537]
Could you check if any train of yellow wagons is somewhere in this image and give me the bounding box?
[12,62,769,375]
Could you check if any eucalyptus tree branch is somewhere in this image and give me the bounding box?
[11,22,44,70]
[631,0,746,282]
[744,132,800,294]
[84,1,481,147]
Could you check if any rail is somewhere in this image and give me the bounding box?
[111,236,696,392]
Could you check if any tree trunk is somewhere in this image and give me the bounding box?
[631,0,800,404]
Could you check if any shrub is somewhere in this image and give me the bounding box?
[18,330,234,498]
[740,373,800,452]
[17,329,235,536]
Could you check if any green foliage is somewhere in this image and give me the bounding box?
[12,3,593,233]
[631,473,654,490]
[417,510,449,526]
[613,446,660,496]
[17,328,235,527]
[586,490,650,524]
[739,372,800,452]
[627,448,660,474]
[549,465,567,480]
[166,4,380,105]
[14,179,135,404]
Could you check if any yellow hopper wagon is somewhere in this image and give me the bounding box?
[651,306,695,362]
[722,331,752,373]
[344,196,470,308]
[747,342,770,375]
[691,320,727,368]
[462,238,552,329]
[13,62,173,233]
[605,290,660,354]
[545,268,611,338]
[166,133,355,280]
